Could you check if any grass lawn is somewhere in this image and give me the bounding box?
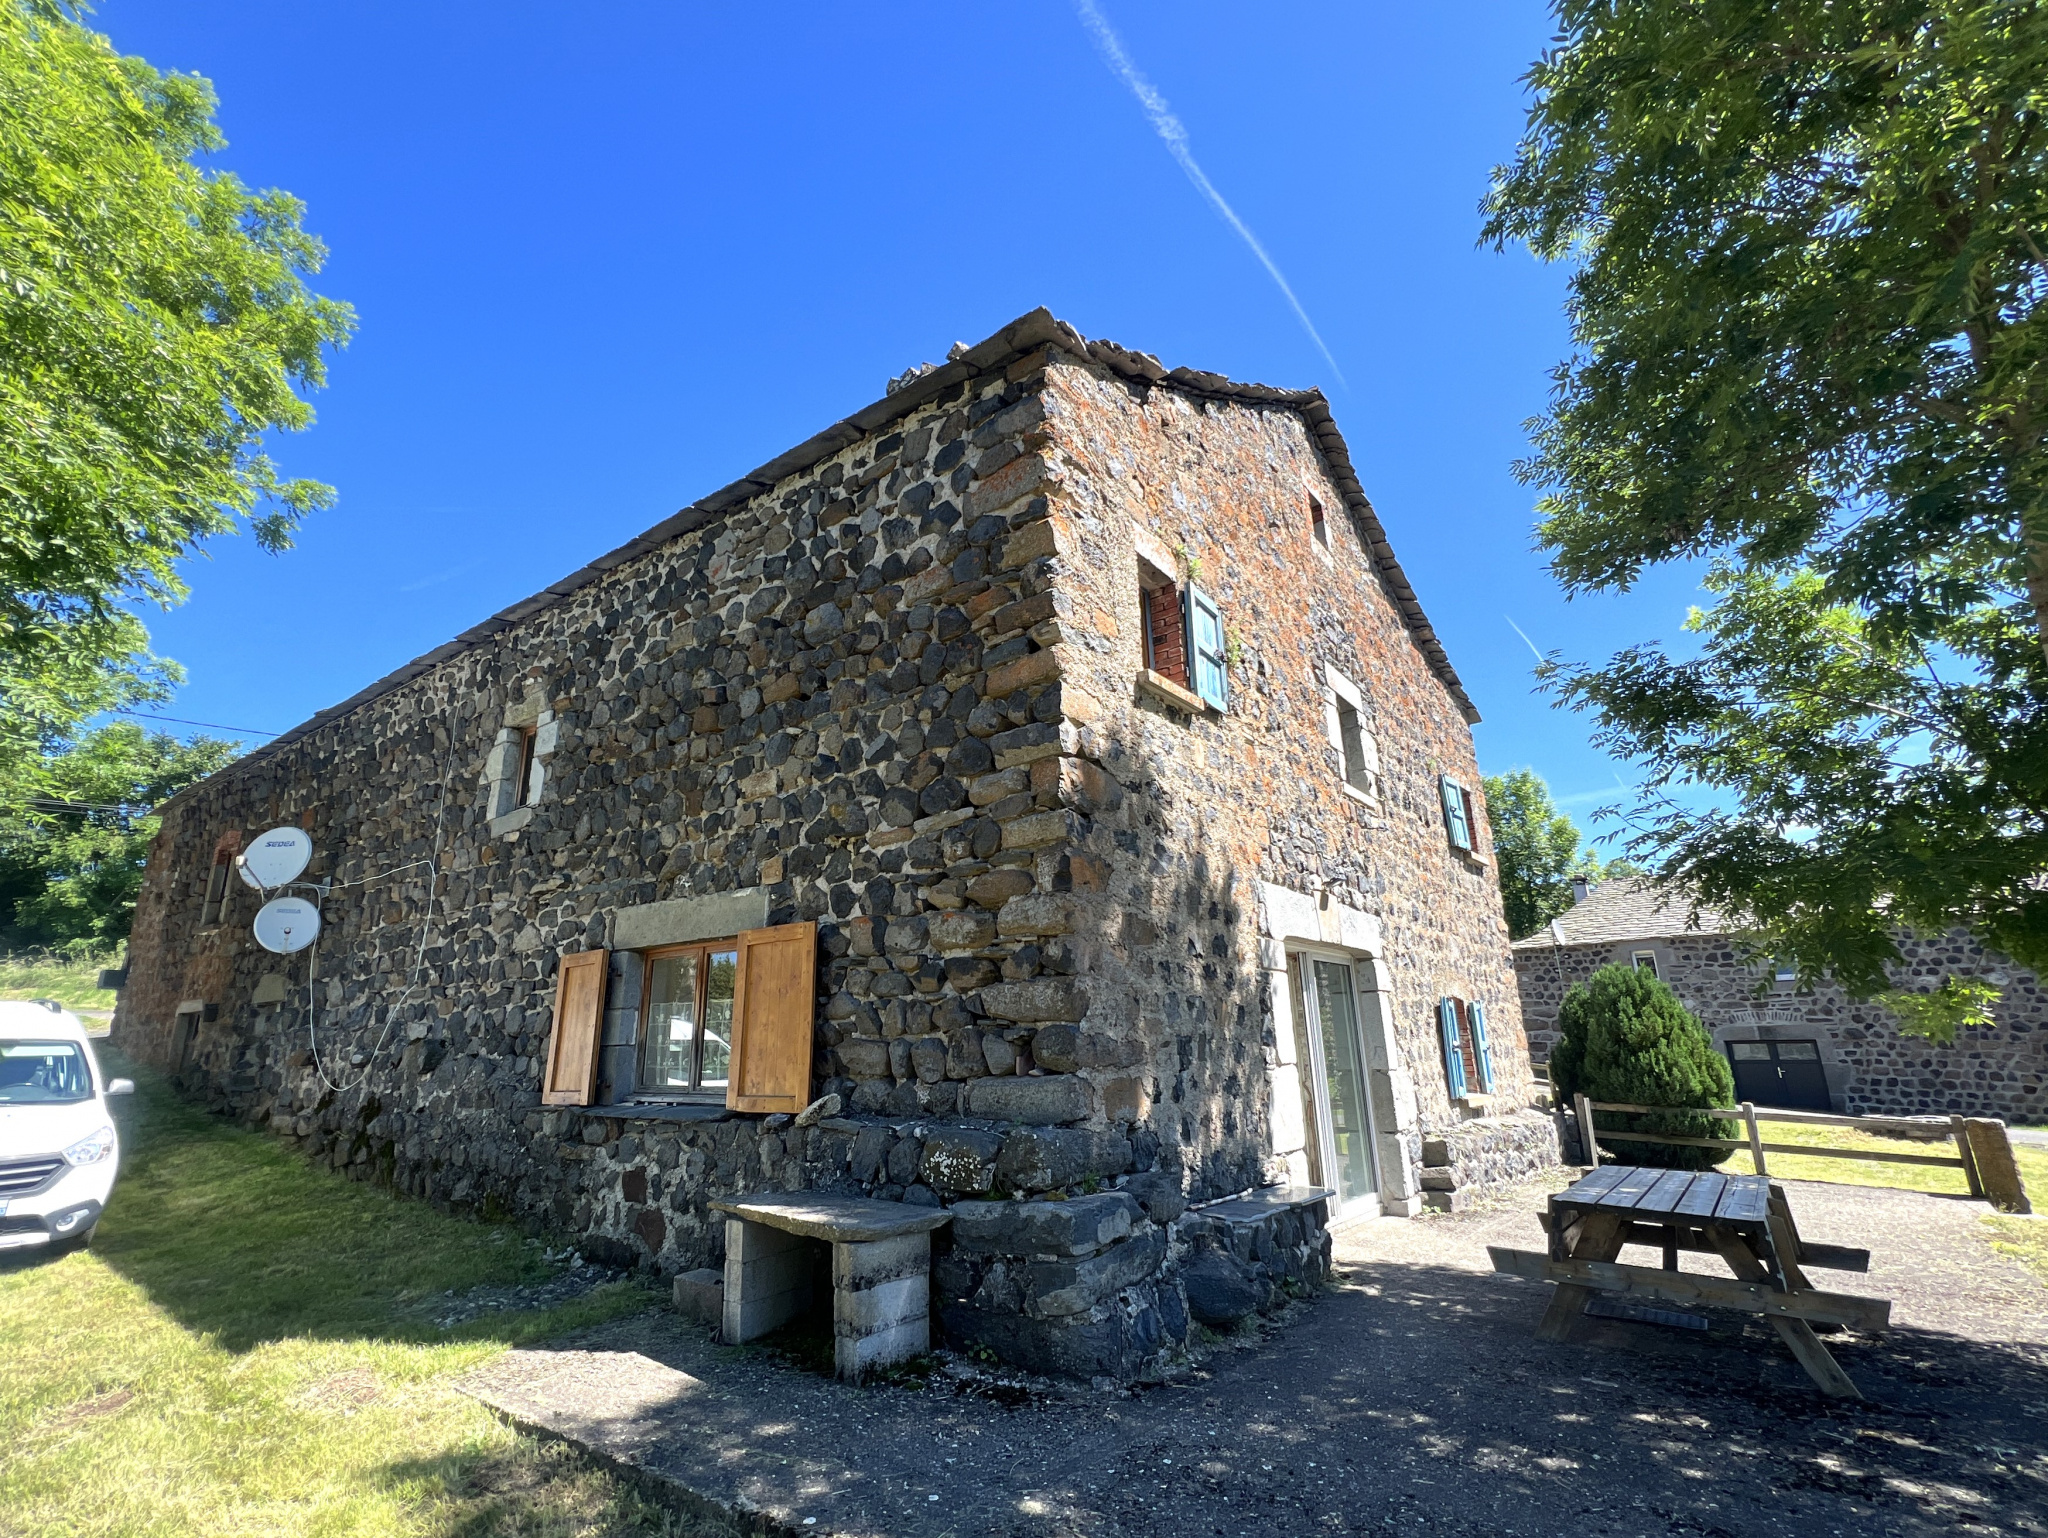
[0,950,117,1014]
[1703,1118,2048,1286]
[0,1056,732,1538]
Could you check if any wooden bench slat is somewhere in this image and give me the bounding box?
[1487,1246,1891,1332]
[1714,1177,1772,1226]
[1674,1172,1727,1218]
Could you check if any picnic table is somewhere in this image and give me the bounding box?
[1489,1165,1891,1398]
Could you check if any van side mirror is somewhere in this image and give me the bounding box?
[106,1078,135,1097]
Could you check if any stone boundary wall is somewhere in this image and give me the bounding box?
[1515,930,2045,1122]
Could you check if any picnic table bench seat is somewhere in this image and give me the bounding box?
[710,1192,951,1382]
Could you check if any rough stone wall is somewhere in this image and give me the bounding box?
[1514,930,2046,1121]
[114,334,1536,1378]
[1032,353,1539,1198]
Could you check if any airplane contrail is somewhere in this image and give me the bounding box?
[1073,0,1345,385]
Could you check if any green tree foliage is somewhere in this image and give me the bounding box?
[1548,964,1737,1169]
[0,0,351,758]
[1483,1,2048,1020]
[1482,768,1643,938]
[0,722,236,947]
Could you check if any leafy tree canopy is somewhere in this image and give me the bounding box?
[1484,1,2048,1022]
[1482,767,1643,939]
[0,0,351,758]
[0,721,236,949]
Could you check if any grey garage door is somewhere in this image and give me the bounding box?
[1728,1039,1832,1111]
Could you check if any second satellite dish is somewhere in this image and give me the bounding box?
[238,826,313,890]
[253,896,321,954]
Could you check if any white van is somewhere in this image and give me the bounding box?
[0,1000,132,1253]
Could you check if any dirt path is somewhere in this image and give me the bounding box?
[467,1176,2048,1538]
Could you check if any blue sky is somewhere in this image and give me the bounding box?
[94,0,1706,842]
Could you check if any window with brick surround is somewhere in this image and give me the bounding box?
[1142,574,1188,688]
[1437,996,1494,1098]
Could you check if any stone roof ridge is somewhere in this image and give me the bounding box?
[172,307,1476,802]
[1510,874,1738,950]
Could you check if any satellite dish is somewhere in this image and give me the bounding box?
[237,826,313,890]
[253,895,321,954]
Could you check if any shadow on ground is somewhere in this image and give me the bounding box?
[68,1056,650,1353]
[463,1246,2048,1538]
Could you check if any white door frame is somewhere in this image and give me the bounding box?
[1291,947,1382,1222]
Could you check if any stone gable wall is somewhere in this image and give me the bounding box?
[1031,355,1541,1197]
[1514,929,2046,1121]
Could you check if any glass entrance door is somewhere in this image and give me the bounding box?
[1293,955,1379,1216]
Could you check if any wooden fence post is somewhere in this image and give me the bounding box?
[1743,1102,1768,1176]
[1575,1093,1599,1167]
[1962,1119,2033,1214]
[1950,1114,1985,1199]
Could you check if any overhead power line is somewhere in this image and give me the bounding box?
[110,709,281,737]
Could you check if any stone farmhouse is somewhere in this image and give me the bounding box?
[117,309,1555,1380]
[1513,877,2045,1122]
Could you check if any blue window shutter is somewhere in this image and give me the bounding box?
[1186,584,1228,710]
[1467,1000,1493,1093]
[1440,776,1471,849]
[1437,997,1468,1099]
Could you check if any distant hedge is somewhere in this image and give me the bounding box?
[1548,963,1736,1170]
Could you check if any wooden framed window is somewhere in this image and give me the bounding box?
[1631,949,1661,979]
[630,921,819,1113]
[637,940,740,1098]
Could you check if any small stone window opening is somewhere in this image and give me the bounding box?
[514,725,540,808]
[1631,948,1661,979]
[638,940,740,1099]
[1337,703,1379,800]
[1773,957,1798,984]
[1309,493,1329,548]
[198,830,241,927]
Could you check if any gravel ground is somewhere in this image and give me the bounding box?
[464,1175,2048,1538]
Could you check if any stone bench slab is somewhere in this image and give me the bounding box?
[711,1191,953,1243]
[1195,1184,1334,1226]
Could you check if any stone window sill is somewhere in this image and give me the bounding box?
[1455,1093,1496,1110]
[1339,782,1380,809]
[588,1101,733,1124]
[489,806,535,838]
[1135,669,1213,716]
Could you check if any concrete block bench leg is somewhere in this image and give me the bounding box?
[833,1231,932,1381]
[723,1218,817,1344]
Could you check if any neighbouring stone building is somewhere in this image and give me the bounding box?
[117,309,1556,1381]
[1514,877,2046,1122]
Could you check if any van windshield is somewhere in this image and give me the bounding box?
[0,1041,93,1103]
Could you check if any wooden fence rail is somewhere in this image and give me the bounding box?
[1571,1093,2032,1213]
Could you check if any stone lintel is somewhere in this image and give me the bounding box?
[612,888,769,952]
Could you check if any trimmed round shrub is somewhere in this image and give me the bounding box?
[1548,963,1736,1169]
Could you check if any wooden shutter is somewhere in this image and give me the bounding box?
[1440,776,1471,850]
[541,949,609,1106]
[1437,996,1468,1099]
[1466,1000,1494,1093]
[1185,585,1228,710]
[727,921,818,1113]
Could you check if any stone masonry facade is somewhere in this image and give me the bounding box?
[1516,913,2045,1123]
[117,310,1552,1381]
